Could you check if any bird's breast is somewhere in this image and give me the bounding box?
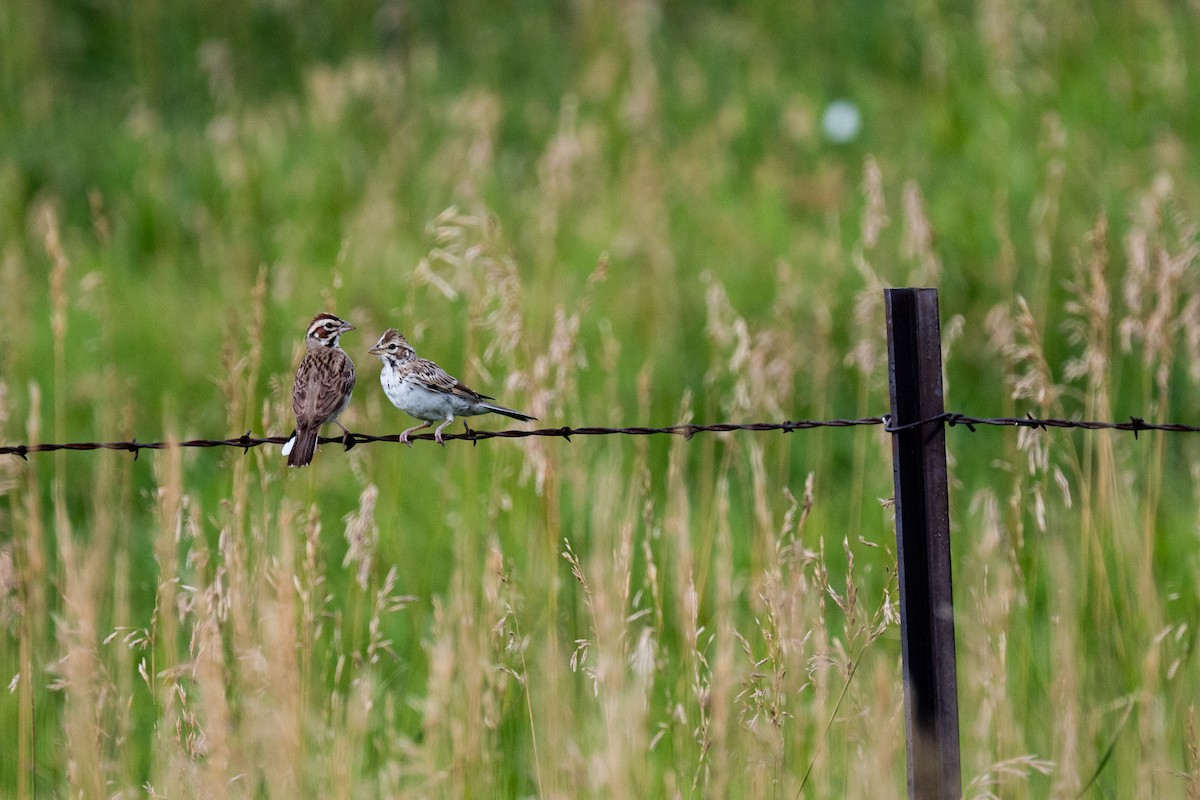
[381,370,468,421]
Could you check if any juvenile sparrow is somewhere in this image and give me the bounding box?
[368,328,536,446]
[282,312,357,467]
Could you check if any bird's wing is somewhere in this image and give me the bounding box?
[292,353,318,424]
[294,349,355,428]
[414,358,493,402]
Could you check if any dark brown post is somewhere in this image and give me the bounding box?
[884,288,962,799]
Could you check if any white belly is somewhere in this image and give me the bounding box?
[381,371,477,422]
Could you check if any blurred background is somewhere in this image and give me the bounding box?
[2,1,1199,797]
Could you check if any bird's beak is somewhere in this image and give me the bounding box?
[342,322,356,333]
[368,343,382,355]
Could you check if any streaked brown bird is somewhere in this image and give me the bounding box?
[282,312,356,467]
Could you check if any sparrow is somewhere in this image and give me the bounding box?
[368,328,536,446]
[281,312,357,467]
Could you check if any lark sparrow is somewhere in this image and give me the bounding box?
[282,312,357,467]
[368,328,536,446]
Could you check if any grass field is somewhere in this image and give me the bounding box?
[2,1,1200,797]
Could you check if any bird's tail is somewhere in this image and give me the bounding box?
[283,428,320,467]
[482,404,536,423]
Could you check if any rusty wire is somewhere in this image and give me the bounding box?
[889,412,1200,438]
[1,412,1197,460]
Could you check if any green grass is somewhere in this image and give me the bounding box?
[2,0,1200,797]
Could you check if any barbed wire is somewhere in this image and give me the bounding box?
[1,412,1197,460]
[893,412,1200,438]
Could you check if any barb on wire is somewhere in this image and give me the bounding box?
[2,413,1198,460]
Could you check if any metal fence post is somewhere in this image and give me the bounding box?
[885,288,962,799]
